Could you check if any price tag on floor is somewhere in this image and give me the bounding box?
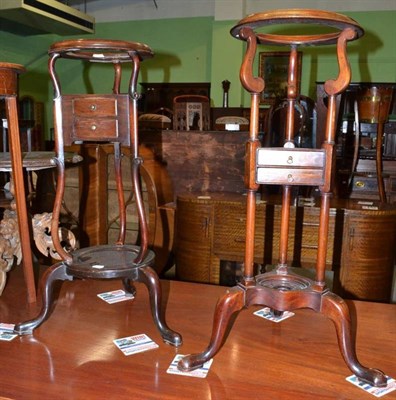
[97,289,134,304]
[167,354,213,378]
[0,323,18,341]
[254,307,295,323]
[113,333,158,356]
[346,375,396,397]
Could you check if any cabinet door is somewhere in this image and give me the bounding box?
[213,202,336,270]
[340,210,396,302]
[175,199,216,283]
[296,206,337,269]
[213,202,264,262]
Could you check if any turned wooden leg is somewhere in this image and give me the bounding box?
[6,96,37,303]
[137,266,182,347]
[321,291,387,387]
[178,287,245,372]
[14,263,73,335]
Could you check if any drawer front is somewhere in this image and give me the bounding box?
[73,97,117,117]
[350,176,391,203]
[257,148,325,168]
[60,94,130,145]
[74,118,118,140]
[256,148,325,186]
[352,175,378,192]
[257,167,324,186]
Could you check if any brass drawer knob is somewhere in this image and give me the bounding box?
[91,124,97,131]
[355,180,365,188]
[90,104,97,111]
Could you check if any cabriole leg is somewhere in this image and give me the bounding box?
[321,292,387,387]
[138,266,182,347]
[14,263,72,335]
[178,287,245,372]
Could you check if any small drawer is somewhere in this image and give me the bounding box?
[352,176,378,192]
[73,97,117,117]
[74,118,118,140]
[257,148,325,168]
[256,167,324,186]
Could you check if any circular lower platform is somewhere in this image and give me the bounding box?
[255,272,312,291]
[67,244,155,279]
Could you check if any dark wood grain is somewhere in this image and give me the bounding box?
[140,130,248,196]
[0,266,394,400]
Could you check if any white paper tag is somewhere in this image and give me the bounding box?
[167,354,213,378]
[113,333,158,356]
[254,307,295,323]
[0,323,18,341]
[97,289,134,304]
[346,375,396,397]
[225,123,240,131]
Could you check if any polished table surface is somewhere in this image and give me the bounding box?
[0,267,395,400]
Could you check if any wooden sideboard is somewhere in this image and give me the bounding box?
[175,192,396,302]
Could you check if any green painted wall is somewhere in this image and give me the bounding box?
[49,17,213,96]
[1,11,395,138]
[0,26,54,102]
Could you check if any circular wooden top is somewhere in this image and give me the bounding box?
[48,39,154,62]
[0,63,26,96]
[0,62,26,73]
[230,9,364,46]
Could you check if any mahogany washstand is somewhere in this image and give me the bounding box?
[14,40,182,347]
[178,9,387,387]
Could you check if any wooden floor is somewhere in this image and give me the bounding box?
[0,264,395,400]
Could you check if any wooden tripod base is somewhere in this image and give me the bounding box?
[14,248,182,347]
[178,271,387,387]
